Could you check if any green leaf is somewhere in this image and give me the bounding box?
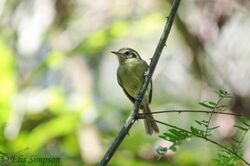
[195,120,208,127]
[159,135,166,140]
[199,101,217,109]
[190,126,198,134]
[169,145,177,152]
[241,121,250,127]
[215,89,234,98]
[169,129,189,140]
[232,138,240,143]
[214,151,241,166]
[195,120,203,125]
[202,120,209,124]
[190,126,205,137]
[163,133,179,142]
[207,126,220,130]
[230,143,237,150]
[234,125,248,131]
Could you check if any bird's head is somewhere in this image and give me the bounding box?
[111,48,141,63]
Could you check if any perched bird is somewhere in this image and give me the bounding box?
[112,48,159,135]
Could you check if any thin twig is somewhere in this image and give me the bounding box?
[138,109,246,117]
[205,97,223,137]
[98,1,181,165]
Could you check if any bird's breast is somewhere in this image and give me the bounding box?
[118,61,146,97]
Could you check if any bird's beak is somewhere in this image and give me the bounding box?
[111,51,122,56]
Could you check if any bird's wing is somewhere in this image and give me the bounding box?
[117,72,136,103]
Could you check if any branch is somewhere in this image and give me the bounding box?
[98,1,181,165]
[138,109,246,117]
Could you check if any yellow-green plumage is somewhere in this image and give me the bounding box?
[113,48,159,135]
[117,59,149,100]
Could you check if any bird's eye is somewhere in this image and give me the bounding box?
[124,51,130,56]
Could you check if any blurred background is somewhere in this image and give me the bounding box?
[1,0,250,165]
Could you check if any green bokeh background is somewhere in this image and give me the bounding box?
[0,0,250,165]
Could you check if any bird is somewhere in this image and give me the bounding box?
[112,48,159,135]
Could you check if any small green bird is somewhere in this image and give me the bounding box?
[112,48,159,135]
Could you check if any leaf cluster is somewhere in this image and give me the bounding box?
[158,90,250,165]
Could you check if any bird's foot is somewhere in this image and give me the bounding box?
[135,95,142,102]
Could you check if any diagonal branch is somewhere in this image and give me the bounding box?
[98,1,181,165]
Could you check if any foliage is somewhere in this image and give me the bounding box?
[158,90,250,165]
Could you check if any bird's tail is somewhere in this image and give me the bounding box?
[142,103,159,135]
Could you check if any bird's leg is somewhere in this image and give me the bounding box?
[144,69,150,77]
